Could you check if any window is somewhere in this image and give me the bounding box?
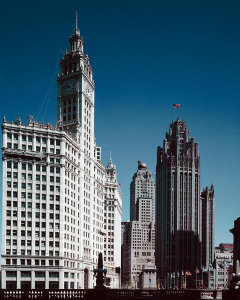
[35,272,45,278]
[49,272,59,278]
[6,271,17,277]
[13,181,18,188]
[21,271,31,277]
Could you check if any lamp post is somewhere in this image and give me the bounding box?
[93,252,107,290]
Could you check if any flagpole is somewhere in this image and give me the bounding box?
[196,270,197,289]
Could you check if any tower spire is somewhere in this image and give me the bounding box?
[76,11,78,30]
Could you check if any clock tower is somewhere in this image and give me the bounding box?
[57,16,94,143]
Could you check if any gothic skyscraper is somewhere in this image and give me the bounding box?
[156,119,201,287]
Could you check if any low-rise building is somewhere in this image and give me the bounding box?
[209,244,233,289]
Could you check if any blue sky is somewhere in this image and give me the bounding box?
[0,0,240,245]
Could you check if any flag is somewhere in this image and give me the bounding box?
[195,268,200,274]
[57,119,62,124]
[173,104,180,108]
[119,183,123,186]
[186,271,191,276]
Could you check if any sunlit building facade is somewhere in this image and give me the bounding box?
[1,20,121,289]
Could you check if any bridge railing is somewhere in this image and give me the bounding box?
[0,288,239,299]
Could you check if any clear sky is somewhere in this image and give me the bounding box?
[0,0,240,246]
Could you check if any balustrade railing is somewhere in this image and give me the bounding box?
[0,288,238,299]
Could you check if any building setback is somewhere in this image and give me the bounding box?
[122,161,155,288]
[1,20,122,289]
[156,119,201,288]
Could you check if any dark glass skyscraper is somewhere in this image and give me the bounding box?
[156,119,201,287]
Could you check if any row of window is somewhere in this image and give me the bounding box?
[6,239,60,247]
[5,249,59,256]
[6,271,59,277]
[6,143,61,154]
[7,162,61,173]
[6,188,60,198]
[6,211,60,219]
[6,220,60,229]
[7,134,61,146]
[6,221,59,229]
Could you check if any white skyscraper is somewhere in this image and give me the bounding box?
[122,161,155,288]
[103,156,122,288]
[1,18,121,290]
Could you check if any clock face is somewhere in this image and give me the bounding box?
[63,79,76,95]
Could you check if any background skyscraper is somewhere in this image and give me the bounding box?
[122,161,155,288]
[156,119,201,287]
[201,185,215,270]
[130,161,155,221]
